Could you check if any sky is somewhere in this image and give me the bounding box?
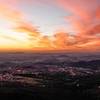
[0,0,100,52]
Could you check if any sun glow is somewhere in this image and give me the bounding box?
[0,29,33,51]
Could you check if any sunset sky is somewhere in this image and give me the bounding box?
[0,0,100,52]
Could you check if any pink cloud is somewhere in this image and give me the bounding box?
[57,0,100,33]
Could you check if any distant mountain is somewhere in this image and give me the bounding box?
[70,60,100,69]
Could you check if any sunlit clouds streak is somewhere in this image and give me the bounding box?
[0,0,100,52]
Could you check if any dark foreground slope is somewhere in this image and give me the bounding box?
[0,52,100,100]
[0,73,100,100]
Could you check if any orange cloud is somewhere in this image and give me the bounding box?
[0,0,99,52]
[14,22,40,37]
[50,0,100,52]
[96,7,100,19]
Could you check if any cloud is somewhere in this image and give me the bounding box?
[57,0,100,33]
[0,4,24,23]
[49,0,100,51]
[14,22,40,37]
[0,0,99,52]
[86,24,100,35]
[96,7,100,19]
[12,21,100,51]
[0,33,18,41]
